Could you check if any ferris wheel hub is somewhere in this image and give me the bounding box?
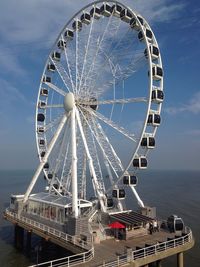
[64,92,75,112]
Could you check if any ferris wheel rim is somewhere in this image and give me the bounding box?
[35,0,163,209]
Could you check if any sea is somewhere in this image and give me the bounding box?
[0,170,199,267]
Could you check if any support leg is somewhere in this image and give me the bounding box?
[177,252,184,267]
[14,225,24,249]
[26,231,32,251]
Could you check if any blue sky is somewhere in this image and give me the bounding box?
[0,0,200,171]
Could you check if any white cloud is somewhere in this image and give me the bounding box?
[165,91,200,115]
[0,0,185,77]
[124,0,185,23]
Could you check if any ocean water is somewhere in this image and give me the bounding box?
[0,170,199,267]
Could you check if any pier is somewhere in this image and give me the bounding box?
[4,209,194,267]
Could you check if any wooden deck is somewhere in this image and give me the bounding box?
[80,230,176,266]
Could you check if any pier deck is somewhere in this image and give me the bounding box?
[4,209,194,267]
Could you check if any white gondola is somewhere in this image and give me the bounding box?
[100,3,112,17]
[52,52,61,61]
[130,15,144,30]
[112,189,126,199]
[38,101,46,109]
[44,162,49,169]
[138,28,153,42]
[57,40,66,49]
[37,126,44,133]
[144,45,160,61]
[167,215,184,232]
[64,29,74,40]
[152,65,163,80]
[133,156,147,169]
[80,13,91,24]
[37,113,45,122]
[152,88,164,103]
[123,175,137,186]
[39,138,45,146]
[47,173,53,179]
[47,63,56,72]
[40,88,48,96]
[106,197,114,208]
[147,113,161,126]
[72,19,82,31]
[40,151,45,158]
[111,4,123,17]
[141,136,155,149]
[43,75,51,83]
[120,9,132,23]
[90,7,101,19]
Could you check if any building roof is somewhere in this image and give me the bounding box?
[29,192,92,208]
[110,211,152,226]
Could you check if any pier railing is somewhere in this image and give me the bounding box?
[98,226,193,267]
[28,248,94,267]
[5,209,92,251]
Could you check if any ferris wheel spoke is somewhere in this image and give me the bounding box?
[82,14,115,94]
[75,107,106,208]
[61,34,76,92]
[88,49,145,97]
[45,82,66,96]
[50,58,71,93]
[44,113,64,132]
[87,108,137,142]
[24,114,68,202]
[90,116,124,173]
[78,11,95,94]
[79,97,147,106]
[49,119,70,192]
[45,104,64,108]
[79,108,121,181]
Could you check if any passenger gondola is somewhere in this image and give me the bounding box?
[64,29,74,40]
[57,40,66,49]
[147,113,161,126]
[38,101,46,109]
[123,175,137,186]
[80,13,91,24]
[144,45,159,60]
[130,15,144,30]
[141,136,155,149]
[133,156,147,169]
[112,189,126,199]
[120,9,132,23]
[72,19,82,31]
[37,113,45,122]
[52,52,61,61]
[90,7,101,19]
[47,63,56,72]
[152,88,164,103]
[152,65,163,80]
[40,88,48,96]
[100,3,112,17]
[111,4,123,17]
[43,75,51,83]
[138,28,153,42]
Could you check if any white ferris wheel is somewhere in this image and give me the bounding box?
[23,1,163,218]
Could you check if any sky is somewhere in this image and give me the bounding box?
[0,0,200,171]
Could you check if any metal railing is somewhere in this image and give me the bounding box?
[97,226,193,267]
[5,209,92,250]
[29,248,94,267]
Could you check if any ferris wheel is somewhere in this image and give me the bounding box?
[23,1,163,218]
